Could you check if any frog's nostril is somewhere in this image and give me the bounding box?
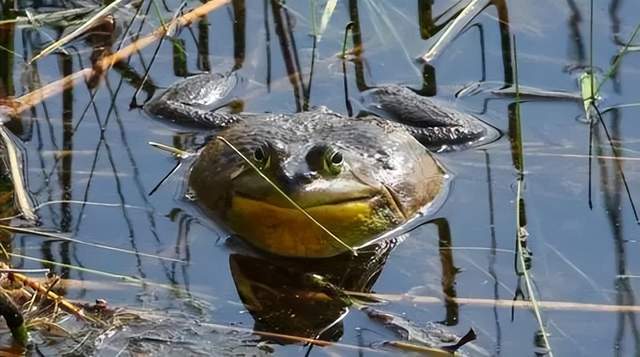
[294,171,318,184]
[275,171,317,193]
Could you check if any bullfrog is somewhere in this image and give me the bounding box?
[145,72,497,258]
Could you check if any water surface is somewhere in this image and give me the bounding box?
[1,0,640,355]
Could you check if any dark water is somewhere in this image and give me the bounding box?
[1,0,640,355]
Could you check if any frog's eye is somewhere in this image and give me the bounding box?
[253,145,270,169]
[324,149,344,175]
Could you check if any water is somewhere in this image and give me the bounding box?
[1,0,640,355]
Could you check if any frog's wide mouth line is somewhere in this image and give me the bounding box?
[232,191,382,211]
[226,193,401,257]
[231,192,379,211]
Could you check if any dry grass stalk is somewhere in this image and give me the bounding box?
[348,291,640,313]
[9,271,103,326]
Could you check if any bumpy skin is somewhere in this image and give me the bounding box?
[360,85,495,150]
[145,73,241,128]
[145,73,496,257]
[189,108,444,257]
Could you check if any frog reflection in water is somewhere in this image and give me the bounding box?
[227,229,463,346]
[227,242,393,340]
[145,72,498,258]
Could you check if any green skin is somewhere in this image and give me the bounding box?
[145,73,498,257]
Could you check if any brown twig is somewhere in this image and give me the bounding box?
[9,272,103,326]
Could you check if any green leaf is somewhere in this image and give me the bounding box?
[579,71,598,114]
[317,0,337,41]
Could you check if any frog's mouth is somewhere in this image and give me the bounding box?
[225,181,406,258]
[232,177,384,209]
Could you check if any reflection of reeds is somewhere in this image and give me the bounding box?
[591,106,639,223]
[593,107,640,352]
[483,149,503,351]
[584,0,640,223]
[510,35,553,356]
[7,0,231,115]
[28,0,127,64]
[270,0,305,111]
[0,0,229,290]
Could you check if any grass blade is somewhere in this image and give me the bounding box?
[346,290,640,313]
[29,0,127,64]
[420,0,490,63]
[0,7,98,27]
[148,141,193,159]
[0,224,184,263]
[8,253,192,295]
[595,22,640,95]
[317,0,337,41]
[512,35,553,356]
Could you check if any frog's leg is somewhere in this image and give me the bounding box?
[360,85,500,150]
[144,72,243,129]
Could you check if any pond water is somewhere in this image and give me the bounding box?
[1,0,640,355]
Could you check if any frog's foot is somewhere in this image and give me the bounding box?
[359,85,500,151]
[144,72,243,129]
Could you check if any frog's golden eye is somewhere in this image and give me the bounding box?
[253,145,270,169]
[324,149,343,175]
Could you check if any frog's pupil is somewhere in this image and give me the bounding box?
[254,147,265,162]
[330,151,343,165]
